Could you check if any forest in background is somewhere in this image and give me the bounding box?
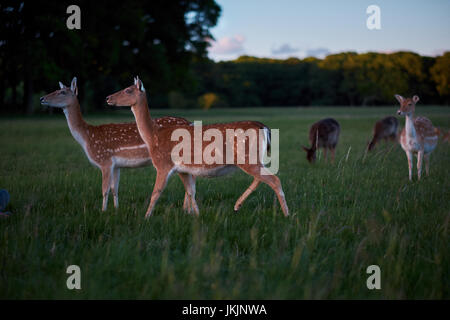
[1,1,449,114]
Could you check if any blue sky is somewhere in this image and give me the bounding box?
[207,0,450,61]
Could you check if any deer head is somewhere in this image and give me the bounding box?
[106,76,146,107]
[395,94,419,116]
[302,145,316,163]
[40,77,78,108]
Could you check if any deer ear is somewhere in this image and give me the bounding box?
[59,82,66,89]
[412,95,419,103]
[394,94,404,104]
[70,77,78,96]
[134,77,137,85]
[136,77,145,92]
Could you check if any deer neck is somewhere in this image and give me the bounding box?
[131,96,156,146]
[404,112,417,140]
[62,101,89,148]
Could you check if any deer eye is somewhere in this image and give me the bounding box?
[125,89,132,94]
[60,91,67,95]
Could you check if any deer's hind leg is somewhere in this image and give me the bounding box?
[101,166,112,211]
[179,173,199,215]
[424,153,430,176]
[234,178,260,212]
[239,165,289,217]
[323,148,328,163]
[330,147,336,163]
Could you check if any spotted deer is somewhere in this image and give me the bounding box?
[367,116,399,151]
[395,94,438,180]
[302,118,340,163]
[106,77,289,218]
[40,77,194,211]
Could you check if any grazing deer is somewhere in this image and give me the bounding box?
[106,76,289,218]
[40,77,194,211]
[395,94,438,180]
[441,129,450,144]
[302,118,340,163]
[367,116,398,151]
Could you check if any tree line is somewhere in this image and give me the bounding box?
[0,1,448,114]
[190,52,449,109]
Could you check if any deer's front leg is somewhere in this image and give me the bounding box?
[101,166,112,211]
[406,151,413,181]
[110,167,120,209]
[417,150,424,180]
[145,170,171,218]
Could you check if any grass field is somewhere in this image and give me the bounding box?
[0,106,449,299]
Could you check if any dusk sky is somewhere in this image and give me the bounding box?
[207,0,450,61]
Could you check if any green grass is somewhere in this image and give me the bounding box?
[0,106,449,299]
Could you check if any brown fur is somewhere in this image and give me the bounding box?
[106,77,289,217]
[40,79,192,211]
[367,116,398,151]
[302,118,340,163]
[395,94,438,180]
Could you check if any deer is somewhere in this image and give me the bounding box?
[395,94,438,181]
[440,129,450,144]
[367,116,399,151]
[302,118,340,163]
[40,77,195,211]
[105,76,289,218]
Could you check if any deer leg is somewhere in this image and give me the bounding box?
[417,150,424,181]
[323,148,328,163]
[145,169,172,218]
[424,154,430,176]
[110,167,120,209]
[406,151,413,181]
[179,173,199,215]
[178,173,192,212]
[239,165,289,216]
[234,178,260,212]
[331,148,336,163]
[101,166,112,211]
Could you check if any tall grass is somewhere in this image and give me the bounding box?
[0,107,449,299]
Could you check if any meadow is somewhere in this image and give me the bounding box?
[0,106,449,299]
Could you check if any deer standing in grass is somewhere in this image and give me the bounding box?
[367,116,398,151]
[106,77,289,218]
[395,94,438,181]
[302,118,340,163]
[40,77,194,211]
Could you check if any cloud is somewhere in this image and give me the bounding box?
[271,43,299,55]
[305,48,330,59]
[209,35,245,55]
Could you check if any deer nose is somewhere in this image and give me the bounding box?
[40,97,44,103]
[106,96,110,104]
[397,110,401,115]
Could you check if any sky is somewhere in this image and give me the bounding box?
[207,0,450,61]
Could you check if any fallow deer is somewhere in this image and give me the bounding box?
[441,129,450,144]
[302,118,340,163]
[106,77,289,218]
[40,77,194,211]
[367,116,399,151]
[395,94,438,180]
